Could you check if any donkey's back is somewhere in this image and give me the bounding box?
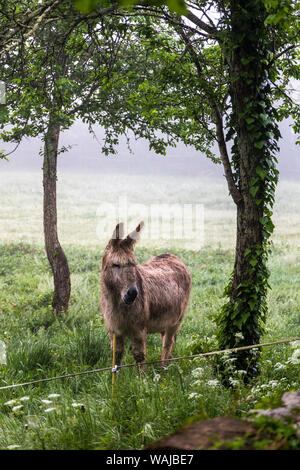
[139,254,191,334]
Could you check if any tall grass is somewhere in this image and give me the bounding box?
[0,172,299,449]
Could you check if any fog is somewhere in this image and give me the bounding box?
[0,118,299,180]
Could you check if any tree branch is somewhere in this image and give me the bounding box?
[214,108,242,205]
[270,79,298,105]
[184,9,218,37]
[2,0,64,54]
[268,42,300,68]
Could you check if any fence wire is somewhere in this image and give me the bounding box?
[0,337,299,392]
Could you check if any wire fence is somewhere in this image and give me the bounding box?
[0,336,299,392]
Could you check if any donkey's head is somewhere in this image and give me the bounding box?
[102,221,144,305]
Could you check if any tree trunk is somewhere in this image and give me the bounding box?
[217,1,279,379]
[43,115,71,314]
[232,129,264,294]
[234,201,263,290]
[217,140,266,376]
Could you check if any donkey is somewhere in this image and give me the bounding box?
[100,221,191,370]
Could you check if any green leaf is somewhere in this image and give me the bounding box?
[260,216,268,225]
[254,141,265,149]
[256,166,268,179]
[166,0,187,14]
[73,0,100,14]
[249,258,258,267]
[250,185,259,197]
[245,117,255,125]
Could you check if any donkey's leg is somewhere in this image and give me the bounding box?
[109,332,124,366]
[160,326,178,367]
[131,330,147,372]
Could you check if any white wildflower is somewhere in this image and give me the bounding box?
[192,380,203,387]
[222,351,234,360]
[44,407,56,413]
[229,377,240,387]
[41,399,52,404]
[288,349,300,365]
[274,362,285,370]
[191,368,204,378]
[12,405,23,412]
[4,399,17,406]
[19,396,30,402]
[207,379,220,387]
[260,384,268,389]
[48,394,60,399]
[7,445,21,450]
[27,417,39,428]
[224,357,236,364]
[235,332,244,340]
[71,403,85,408]
[142,423,155,439]
[188,392,198,400]
[153,374,161,382]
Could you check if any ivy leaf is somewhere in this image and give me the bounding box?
[249,258,258,267]
[260,216,268,225]
[256,166,268,179]
[250,185,259,197]
[245,117,255,124]
[254,140,265,149]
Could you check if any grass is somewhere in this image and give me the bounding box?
[0,171,299,449]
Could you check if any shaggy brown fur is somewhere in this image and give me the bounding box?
[100,221,191,369]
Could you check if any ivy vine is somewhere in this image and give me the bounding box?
[216,0,281,379]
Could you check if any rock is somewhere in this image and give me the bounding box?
[145,417,256,450]
[249,390,300,438]
[146,391,300,450]
[282,390,300,410]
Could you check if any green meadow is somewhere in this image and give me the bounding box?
[0,170,299,450]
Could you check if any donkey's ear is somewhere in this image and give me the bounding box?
[125,221,145,247]
[111,222,125,245]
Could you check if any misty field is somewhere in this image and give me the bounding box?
[0,171,299,449]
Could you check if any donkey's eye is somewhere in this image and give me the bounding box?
[112,263,121,269]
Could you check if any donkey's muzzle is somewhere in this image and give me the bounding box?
[123,286,138,305]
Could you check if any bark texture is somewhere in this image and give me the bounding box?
[43,115,71,314]
[229,0,265,298]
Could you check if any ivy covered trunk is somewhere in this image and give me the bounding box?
[217,0,280,377]
[43,114,71,314]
